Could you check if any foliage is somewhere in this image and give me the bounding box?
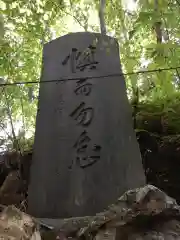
[0,0,180,151]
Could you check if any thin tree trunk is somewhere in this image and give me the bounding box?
[2,88,19,151]
[99,0,106,35]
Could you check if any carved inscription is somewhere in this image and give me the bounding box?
[69,102,94,127]
[62,45,101,169]
[74,78,92,96]
[68,131,101,169]
[62,45,99,73]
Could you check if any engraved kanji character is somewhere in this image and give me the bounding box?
[68,131,90,169]
[68,131,101,169]
[77,144,101,169]
[62,45,98,73]
[70,102,94,126]
[74,78,92,96]
[74,130,90,153]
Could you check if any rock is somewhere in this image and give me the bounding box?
[1,185,180,239]
[0,205,37,240]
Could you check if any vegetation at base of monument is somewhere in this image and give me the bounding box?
[0,0,180,152]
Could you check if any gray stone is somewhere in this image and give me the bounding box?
[28,32,145,218]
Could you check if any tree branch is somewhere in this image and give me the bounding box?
[161,15,180,81]
[99,0,106,35]
[62,9,88,31]
[2,88,19,152]
[19,86,26,151]
[154,0,162,43]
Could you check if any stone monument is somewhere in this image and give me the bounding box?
[28,32,145,218]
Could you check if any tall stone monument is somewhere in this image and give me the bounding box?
[28,32,145,218]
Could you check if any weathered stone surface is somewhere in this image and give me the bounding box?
[28,32,145,218]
